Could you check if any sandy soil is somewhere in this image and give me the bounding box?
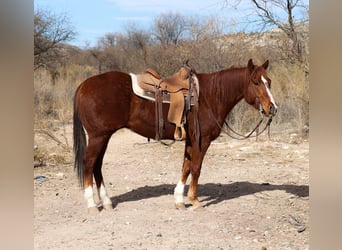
[34,125,309,250]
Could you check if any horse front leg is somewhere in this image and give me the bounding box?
[174,143,192,209]
[187,165,202,209]
[187,139,211,209]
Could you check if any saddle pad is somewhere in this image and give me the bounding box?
[130,73,171,103]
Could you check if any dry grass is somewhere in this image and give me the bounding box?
[34,64,97,165]
[34,61,308,165]
[34,64,96,128]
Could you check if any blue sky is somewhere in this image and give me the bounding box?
[34,0,309,48]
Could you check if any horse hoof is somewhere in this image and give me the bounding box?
[103,203,113,210]
[87,206,99,214]
[175,203,186,210]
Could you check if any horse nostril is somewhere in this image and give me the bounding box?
[270,103,277,114]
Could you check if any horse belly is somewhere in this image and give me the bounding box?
[127,96,175,140]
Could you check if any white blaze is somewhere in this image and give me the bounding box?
[261,75,277,109]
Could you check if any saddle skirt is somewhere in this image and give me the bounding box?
[130,71,199,105]
[130,68,199,140]
[130,72,170,103]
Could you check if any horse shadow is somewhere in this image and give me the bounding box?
[110,181,308,209]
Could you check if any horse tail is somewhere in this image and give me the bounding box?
[73,90,86,188]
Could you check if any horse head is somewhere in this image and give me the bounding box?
[244,59,278,117]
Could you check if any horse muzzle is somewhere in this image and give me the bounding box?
[259,103,277,117]
[269,103,277,116]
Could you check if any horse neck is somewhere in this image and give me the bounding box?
[199,67,248,122]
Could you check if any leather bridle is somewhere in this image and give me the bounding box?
[202,86,273,140]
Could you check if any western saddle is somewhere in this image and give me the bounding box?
[130,64,199,141]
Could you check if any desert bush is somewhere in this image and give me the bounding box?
[34,64,97,129]
[34,14,308,140]
[271,61,309,133]
[34,58,308,143]
[34,69,57,128]
[35,62,307,136]
[34,64,97,166]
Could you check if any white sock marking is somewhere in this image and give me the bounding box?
[84,186,96,208]
[98,184,111,206]
[174,180,185,204]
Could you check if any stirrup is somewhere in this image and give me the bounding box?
[174,126,186,141]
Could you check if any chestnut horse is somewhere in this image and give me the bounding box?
[73,59,277,212]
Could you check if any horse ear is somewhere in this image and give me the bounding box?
[263,60,269,70]
[247,59,254,73]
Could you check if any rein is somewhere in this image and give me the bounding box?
[202,90,273,140]
[224,115,273,140]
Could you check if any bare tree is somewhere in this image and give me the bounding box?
[90,33,120,73]
[97,32,118,48]
[225,0,308,63]
[152,12,188,47]
[92,25,152,73]
[124,24,151,67]
[34,8,76,70]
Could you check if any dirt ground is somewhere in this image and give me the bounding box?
[34,124,309,250]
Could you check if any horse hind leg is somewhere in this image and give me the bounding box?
[93,140,113,210]
[83,135,111,213]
